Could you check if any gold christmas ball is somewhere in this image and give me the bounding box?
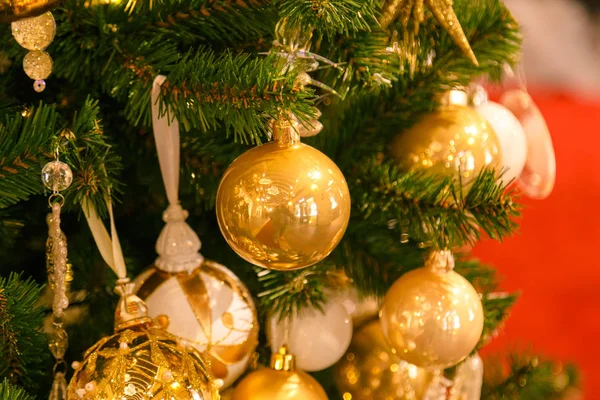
[134,260,259,389]
[380,251,484,370]
[230,367,327,400]
[11,11,55,50]
[334,320,433,400]
[23,49,52,79]
[216,123,351,271]
[390,105,502,183]
[67,323,219,400]
[0,0,61,23]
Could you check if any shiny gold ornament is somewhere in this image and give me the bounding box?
[0,0,60,23]
[380,0,478,65]
[334,320,433,400]
[216,120,351,271]
[11,11,55,50]
[231,346,328,400]
[134,260,259,389]
[380,250,484,370]
[68,282,220,400]
[23,49,52,79]
[390,102,501,184]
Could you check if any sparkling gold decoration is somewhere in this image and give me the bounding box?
[334,320,433,400]
[216,120,351,271]
[380,250,484,370]
[134,260,259,388]
[390,103,501,184]
[68,283,219,399]
[380,0,478,65]
[11,11,55,50]
[23,49,52,79]
[0,0,60,23]
[230,346,328,400]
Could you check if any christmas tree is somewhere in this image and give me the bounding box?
[0,0,580,399]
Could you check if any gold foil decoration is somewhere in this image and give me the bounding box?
[380,0,478,66]
[135,260,259,384]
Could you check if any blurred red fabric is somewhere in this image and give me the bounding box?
[474,90,600,397]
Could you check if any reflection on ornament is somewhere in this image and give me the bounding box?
[231,346,328,400]
[268,299,352,371]
[390,104,502,185]
[476,101,527,185]
[334,320,433,400]
[11,11,55,50]
[216,120,351,271]
[134,260,258,389]
[380,250,484,370]
[500,89,556,199]
[68,283,219,399]
[0,0,61,23]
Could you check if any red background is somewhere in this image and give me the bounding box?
[474,90,600,397]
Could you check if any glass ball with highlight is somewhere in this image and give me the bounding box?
[390,105,502,185]
[216,124,351,271]
[334,320,433,400]
[380,253,484,370]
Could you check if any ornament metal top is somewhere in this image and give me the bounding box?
[216,119,351,271]
[0,0,60,23]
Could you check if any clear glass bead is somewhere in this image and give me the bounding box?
[23,50,53,80]
[42,160,73,191]
[11,12,56,51]
[48,327,68,359]
[34,79,46,92]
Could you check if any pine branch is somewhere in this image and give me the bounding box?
[482,353,580,400]
[0,273,49,392]
[0,379,34,400]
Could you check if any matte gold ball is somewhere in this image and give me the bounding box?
[390,105,502,183]
[23,50,52,79]
[380,265,484,370]
[67,324,219,399]
[216,139,351,271]
[334,320,433,400]
[231,367,328,400]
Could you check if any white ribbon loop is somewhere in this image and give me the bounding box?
[151,75,204,273]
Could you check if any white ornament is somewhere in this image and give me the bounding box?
[476,101,527,184]
[268,299,353,371]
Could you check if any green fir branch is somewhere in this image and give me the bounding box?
[0,273,49,391]
[0,379,35,400]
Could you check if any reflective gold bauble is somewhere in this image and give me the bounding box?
[390,104,502,183]
[23,49,52,79]
[0,0,61,23]
[134,260,259,389]
[216,121,351,271]
[230,346,328,400]
[334,320,433,400]
[68,283,220,399]
[11,11,55,50]
[380,251,484,370]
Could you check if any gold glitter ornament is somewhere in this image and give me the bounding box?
[390,94,502,185]
[68,283,220,400]
[23,50,51,79]
[334,320,433,400]
[0,0,61,23]
[216,120,351,271]
[380,250,484,370]
[11,11,55,50]
[380,0,478,66]
[230,346,328,400]
[134,260,259,389]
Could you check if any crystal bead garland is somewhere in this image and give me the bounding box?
[11,11,56,91]
[42,150,74,400]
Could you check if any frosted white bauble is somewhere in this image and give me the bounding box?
[134,260,258,389]
[476,101,527,184]
[269,300,353,371]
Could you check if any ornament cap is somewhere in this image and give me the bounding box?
[114,280,152,331]
[426,250,455,274]
[438,89,468,108]
[270,345,296,372]
[155,203,205,273]
[271,119,300,146]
